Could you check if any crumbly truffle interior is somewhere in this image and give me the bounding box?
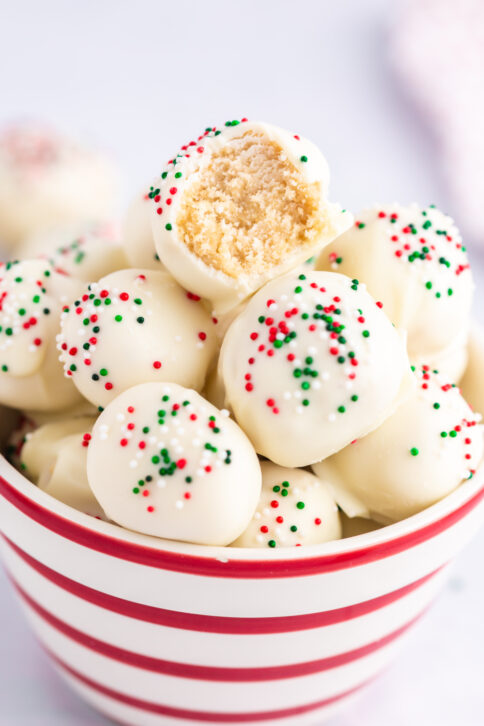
[176,131,326,278]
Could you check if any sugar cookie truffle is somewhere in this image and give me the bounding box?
[58,268,217,408]
[219,270,410,467]
[313,366,483,523]
[20,416,95,483]
[123,191,164,270]
[0,259,84,411]
[412,328,468,384]
[87,382,261,545]
[38,432,105,518]
[231,462,341,548]
[317,204,473,360]
[19,219,119,259]
[0,123,118,249]
[5,401,97,469]
[149,119,350,313]
[41,224,127,282]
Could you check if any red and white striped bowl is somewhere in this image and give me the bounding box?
[1,330,484,725]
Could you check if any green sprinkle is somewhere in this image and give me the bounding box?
[338,405,346,413]
[433,403,440,410]
[296,501,305,510]
[300,155,308,162]
[165,223,172,231]
[268,540,277,548]
[410,447,419,456]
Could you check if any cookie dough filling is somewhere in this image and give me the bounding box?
[177,130,326,278]
[150,120,350,312]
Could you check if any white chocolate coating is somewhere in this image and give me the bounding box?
[313,366,483,523]
[219,270,411,467]
[231,462,341,548]
[21,416,95,483]
[19,219,120,259]
[5,401,97,469]
[44,227,128,282]
[0,259,84,410]
[0,123,118,249]
[87,382,261,545]
[58,268,218,409]
[317,203,473,360]
[150,119,350,313]
[411,327,468,384]
[123,191,164,270]
[38,432,105,519]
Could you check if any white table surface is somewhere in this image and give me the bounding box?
[1,1,484,723]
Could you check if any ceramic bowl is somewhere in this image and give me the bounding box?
[0,329,483,726]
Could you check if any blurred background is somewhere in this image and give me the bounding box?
[0,0,483,723]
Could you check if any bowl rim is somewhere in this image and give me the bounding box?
[1,451,483,578]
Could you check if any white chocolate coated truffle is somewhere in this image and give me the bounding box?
[231,462,341,548]
[19,219,120,259]
[0,123,118,249]
[123,191,164,270]
[219,270,410,467]
[38,432,105,519]
[58,268,217,409]
[21,416,95,483]
[150,119,350,313]
[87,382,261,545]
[5,401,97,469]
[0,259,84,411]
[411,327,468,384]
[317,203,473,360]
[313,366,483,524]
[44,227,128,282]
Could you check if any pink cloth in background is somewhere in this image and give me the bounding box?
[392,0,484,242]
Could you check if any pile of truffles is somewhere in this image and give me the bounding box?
[1,118,481,549]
